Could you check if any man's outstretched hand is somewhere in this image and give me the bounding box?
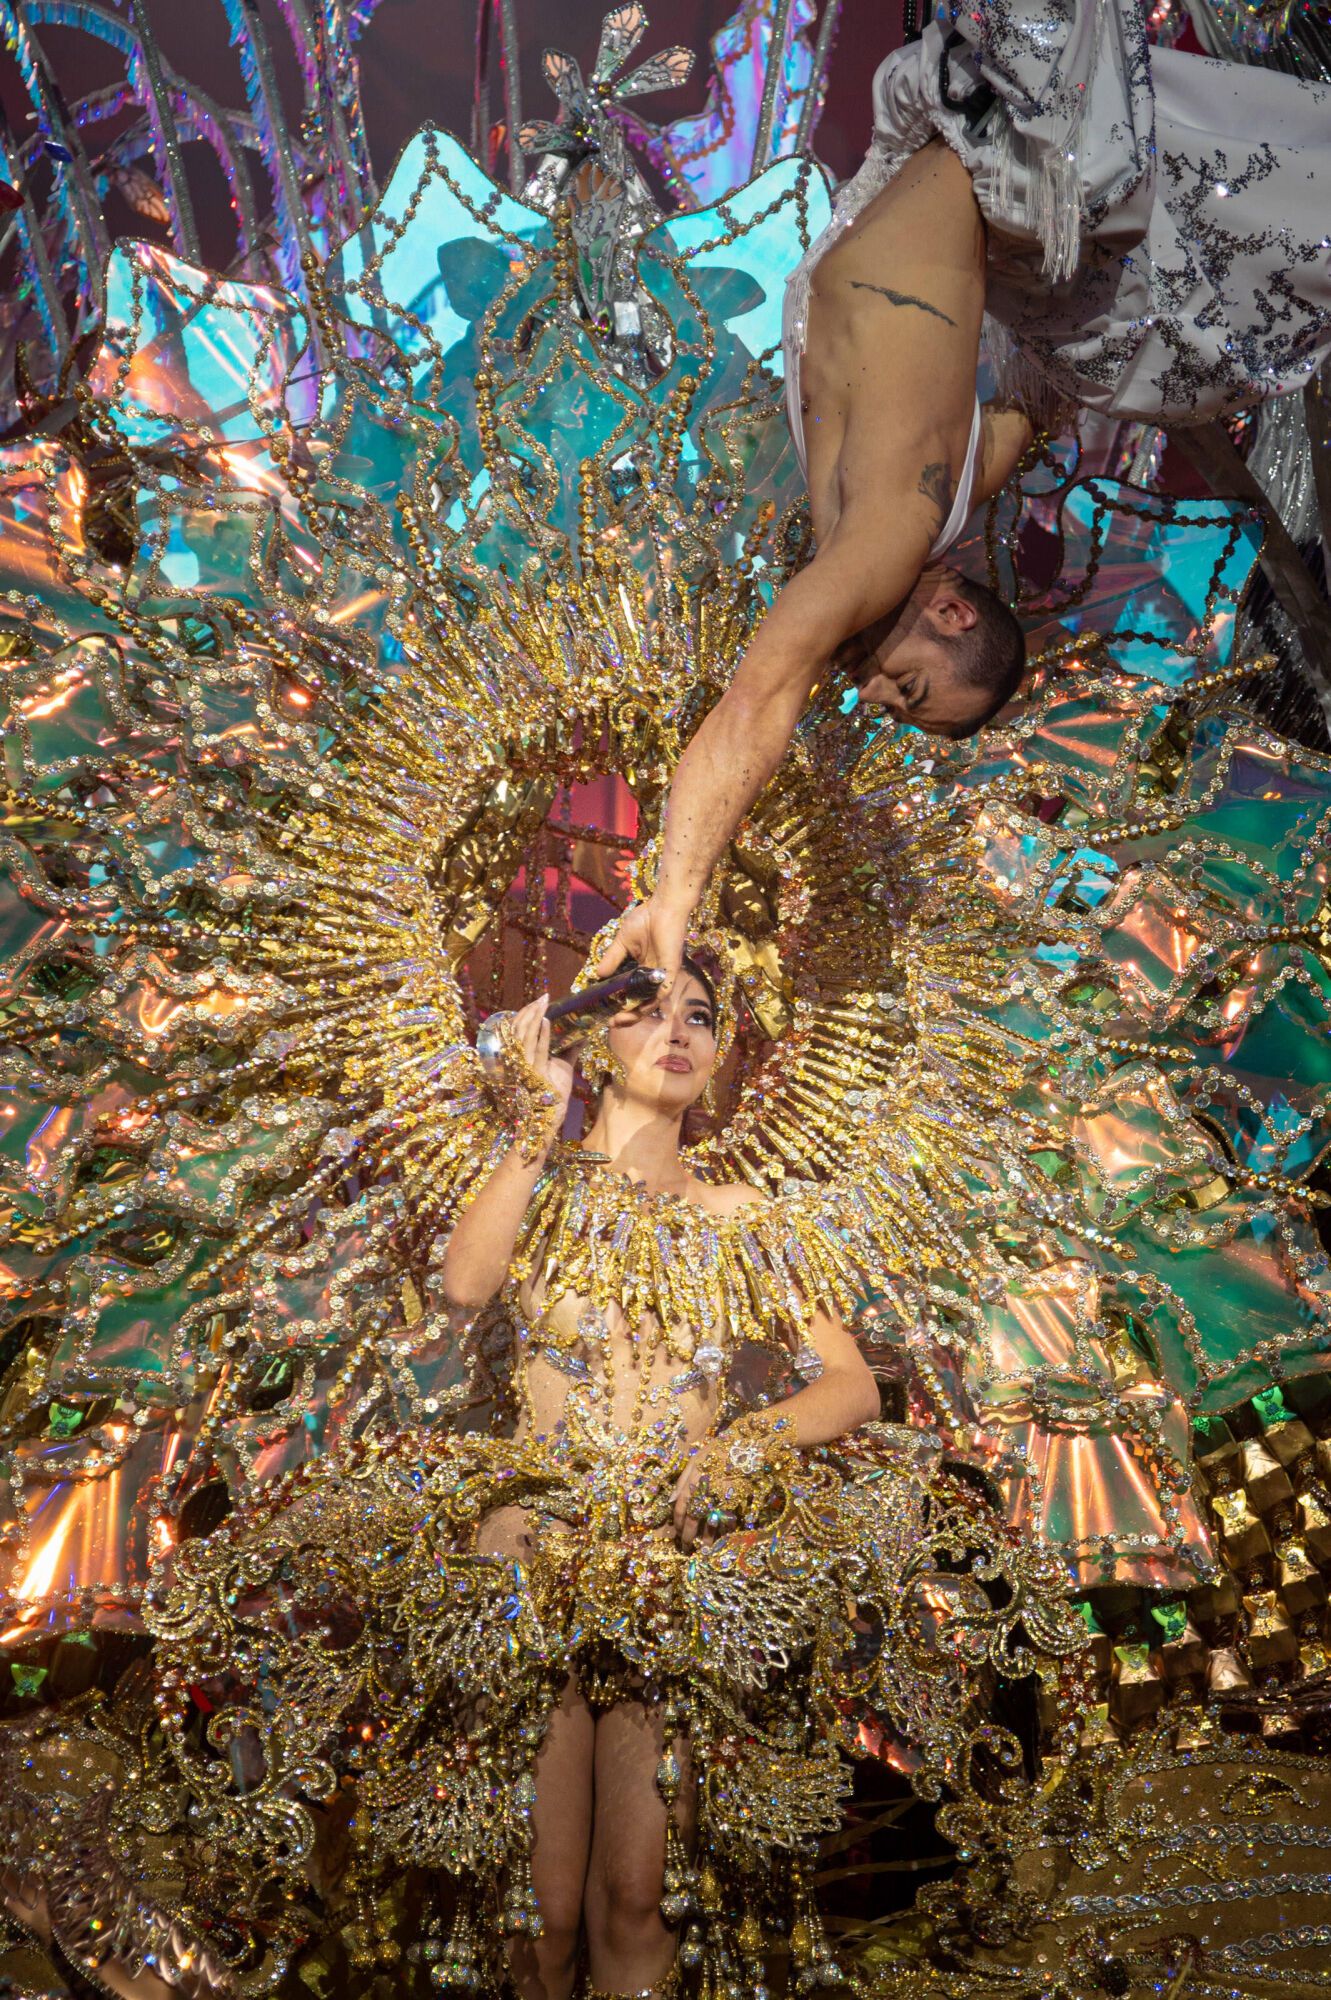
[593,895,691,993]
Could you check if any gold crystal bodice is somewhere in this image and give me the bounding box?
[488,1151,835,1490]
[509,1285,724,1465]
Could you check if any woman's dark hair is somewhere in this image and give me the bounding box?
[678,952,717,1021]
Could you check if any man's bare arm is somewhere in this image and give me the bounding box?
[972,404,1034,508]
[595,510,934,982]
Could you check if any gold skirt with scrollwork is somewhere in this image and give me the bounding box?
[135,1414,1084,1982]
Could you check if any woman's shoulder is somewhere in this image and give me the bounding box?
[688,1179,771,1220]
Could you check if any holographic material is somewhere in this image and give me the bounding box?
[651,0,829,207]
[0,0,387,422]
[1,6,1331,1995]
[0,93,1328,1656]
[0,0,840,433]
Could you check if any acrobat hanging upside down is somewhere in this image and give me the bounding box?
[601,0,1331,988]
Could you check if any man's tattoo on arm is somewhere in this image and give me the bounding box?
[848,280,957,328]
[918,460,954,534]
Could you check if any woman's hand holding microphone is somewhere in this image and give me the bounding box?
[495,995,575,1164]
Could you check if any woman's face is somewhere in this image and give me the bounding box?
[605,973,718,1111]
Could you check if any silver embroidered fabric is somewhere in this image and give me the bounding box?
[783,0,1331,427]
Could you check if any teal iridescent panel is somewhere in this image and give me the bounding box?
[96,243,313,448]
[331,130,552,382]
[654,155,829,374]
[978,476,1263,680]
[647,156,829,553]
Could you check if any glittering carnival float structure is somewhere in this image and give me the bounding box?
[1,0,1331,1995]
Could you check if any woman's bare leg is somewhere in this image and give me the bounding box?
[504,1674,596,2000]
[582,1702,694,1996]
[477,1508,594,2000]
[1,1877,177,2000]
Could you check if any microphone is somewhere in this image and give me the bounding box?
[476,962,667,1070]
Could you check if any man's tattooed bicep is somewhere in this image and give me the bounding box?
[918,460,954,531]
[847,281,957,328]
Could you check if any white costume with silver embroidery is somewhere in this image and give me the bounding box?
[784,0,1331,427]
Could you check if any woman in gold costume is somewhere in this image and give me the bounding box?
[144,954,1078,2000]
[441,966,879,2000]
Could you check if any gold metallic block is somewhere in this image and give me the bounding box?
[1261,1416,1315,1467]
[1239,1438,1294,1514]
[1242,1589,1298,1670]
[1206,1645,1253,1696]
[1275,1540,1327,1616]
[1159,1616,1208,1680]
[1296,1491,1331,1564]
[1110,1642,1165,1728]
[1210,1488,1272,1566]
[1187,1571,1241,1623]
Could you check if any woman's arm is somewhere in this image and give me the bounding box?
[438,997,573,1309]
[672,1304,880,1539]
[756,1305,882,1446]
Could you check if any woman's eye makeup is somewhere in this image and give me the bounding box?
[630,999,712,1028]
